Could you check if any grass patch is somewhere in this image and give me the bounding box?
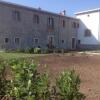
[0,52,49,60]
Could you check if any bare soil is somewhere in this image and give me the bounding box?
[37,53,100,100]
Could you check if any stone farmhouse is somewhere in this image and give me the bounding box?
[0,1,99,51]
[0,1,79,51]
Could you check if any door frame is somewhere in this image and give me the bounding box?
[71,37,76,50]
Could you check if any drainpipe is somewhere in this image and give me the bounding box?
[58,15,60,49]
[98,9,100,43]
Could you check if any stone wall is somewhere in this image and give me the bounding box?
[0,1,79,50]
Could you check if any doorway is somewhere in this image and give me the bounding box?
[47,35,54,49]
[72,38,76,49]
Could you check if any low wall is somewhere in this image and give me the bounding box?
[77,44,100,50]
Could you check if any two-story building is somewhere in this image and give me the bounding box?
[0,1,79,51]
[75,8,100,49]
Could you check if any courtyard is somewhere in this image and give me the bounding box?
[0,52,100,99]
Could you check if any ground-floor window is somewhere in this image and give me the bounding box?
[78,40,81,44]
[61,40,64,43]
[15,38,20,44]
[4,38,9,43]
[34,38,39,44]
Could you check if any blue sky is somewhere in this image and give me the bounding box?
[3,0,100,16]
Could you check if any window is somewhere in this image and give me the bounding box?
[78,40,81,44]
[62,20,66,28]
[87,14,90,17]
[47,17,54,29]
[72,22,79,28]
[34,14,39,24]
[5,38,9,43]
[15,38,20,44]
[72,22,76,28]
[61,40,64,43]
[77,23,79,28]
[84,29,91,37]
[12,10,21,21]
[34,38,39,44]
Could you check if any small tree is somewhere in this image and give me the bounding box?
[0,59,50,100]
[56,70,85,100]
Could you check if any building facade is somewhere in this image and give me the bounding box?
[0,1,79,51]
[75,8,100,49]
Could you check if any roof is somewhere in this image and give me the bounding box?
[75,8,100,15]
[0,0,77,20]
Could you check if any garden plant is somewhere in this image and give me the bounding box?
[0,59,85,100]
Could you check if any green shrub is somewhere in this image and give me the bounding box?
[42,48,54,54]
[42,48,49,54]
[0,59,50,99]
[16,48,25,53]
[34,47,41,54]
[24,48,30,53]
[24,48,34,53]
[28,48,34,53]
[14,48,35,53]
[56,70,85,100]
[33,73,50,99]
[0,62,14,96]
[0,59,85,100]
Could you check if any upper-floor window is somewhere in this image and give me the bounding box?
[33,14,39,24]
[5,38,9,43]
[62,20,66,28]
[15,38,20,44]
[84,29,91,37]
[34,38,39,44]
[47,17,54,29]
[72,22,76,28]
[77,23,79,28]
[87,14,90,17]
[72,22,79,28]
[12,10,21,21]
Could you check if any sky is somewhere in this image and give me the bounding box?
[2,0,100,16]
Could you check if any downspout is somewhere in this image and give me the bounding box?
[58,15,60,49]
[98,9,100,43]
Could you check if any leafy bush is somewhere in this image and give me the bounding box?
[14,48,34,53]
[34,47,41,54]
[42,48,54,54]
[28,48,34,53]
[0,59,50,100]
[24,48,34,53]
[0,59,85,100]
[42,48,49,54]
[56,70,85,100]
[16,48,25,53]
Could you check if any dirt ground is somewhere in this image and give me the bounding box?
[37,53,100,100]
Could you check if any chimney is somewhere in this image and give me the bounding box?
[59,10,66,16]
[63,10,66,15]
